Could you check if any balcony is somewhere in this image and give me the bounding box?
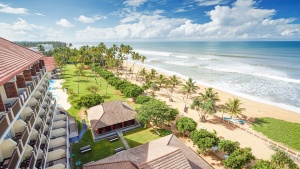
[45,149,66,169]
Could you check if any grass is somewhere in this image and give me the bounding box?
[71,130,124,168]
[252,117,300,151]
[124,127,171,148]
[62,64,143,167]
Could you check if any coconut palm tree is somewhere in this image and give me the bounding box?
[180,78,199,99]
[148,69,157,81]
[138,68,147,81]
[130,52,141,78]
[156,74,167,87]
[136,55,147,80]
[222,97,246,118]
[200,88,219,103]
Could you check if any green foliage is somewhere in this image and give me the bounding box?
[190,129,219,154]
[136,99,179,127]
[251,160,275,169]
[136,95,152,104]
[223,147,255,169]
[76,94,104,108]
[222,97,245,118]
[85,85,99,94]
[122,85,144,98]
[252,117,300,151]
[271,150,298,169]
[218,140,240,155]
[176,117,197,136]
[180,77,199,98]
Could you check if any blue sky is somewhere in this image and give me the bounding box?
[0,0,299,42]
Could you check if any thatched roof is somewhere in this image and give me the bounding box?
[83,135,213,169]
[87,100,136,129]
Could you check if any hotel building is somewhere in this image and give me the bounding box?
[0,38,70,169]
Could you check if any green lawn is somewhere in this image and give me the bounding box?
[124,128,171,148]
[252,117,300,151]
[63,64,143,168]
[71,130,124,168]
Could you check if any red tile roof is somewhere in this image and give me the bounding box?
[43,57,55,72]
[0,37,44,86]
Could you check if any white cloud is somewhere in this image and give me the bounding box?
[124,0,147,7]
[75,0,300,41]
[195,0,227,6]
[0,3,28,14]
[56,19,74,28]
[75,15,107,23]
[35,13,45,16]
[174,8,187,13]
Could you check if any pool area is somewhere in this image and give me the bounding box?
[52,95,60,101]
[48,87,54,90]
[224,117,245,124]
[49,79,55,85]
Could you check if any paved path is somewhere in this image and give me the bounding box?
[117,130,130,149]
[70,119,87,143]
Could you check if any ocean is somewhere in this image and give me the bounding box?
[74,41,300,113]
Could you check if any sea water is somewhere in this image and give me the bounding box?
[74,41,300,113]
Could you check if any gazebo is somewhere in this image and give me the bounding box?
[87,100,137,135]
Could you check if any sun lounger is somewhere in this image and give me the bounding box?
[108,135,118,142]
[80,145,91,153]
[114,147,125,153]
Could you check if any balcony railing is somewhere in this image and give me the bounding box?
[7,148,20,169]
[28,152,36,169]
[11,99,21,117]
[0,115,9,137]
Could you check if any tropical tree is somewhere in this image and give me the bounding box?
[85,85,99,94]
[218,140,240,155]
[222,97,246,118]
[270,150,298,169]
[76,94,104,109]
[180,77,199,99]
[148,69,157,81]
[75,63,85,93]
[138,68,147,81]
[136,99,178,127]
[156,74,167,87]
[135,55,147,80]
[130,51,141,77]
[190,129,219,154]
[176,117,197,137]
[191,94,217,122]
[251,160,276,169]
[223,147,255,169]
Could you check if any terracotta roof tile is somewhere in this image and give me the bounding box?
[43,57,55,71]
[84,160,137,169]
[0,37,44,85]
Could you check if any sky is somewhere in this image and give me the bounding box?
[0,0,300,42]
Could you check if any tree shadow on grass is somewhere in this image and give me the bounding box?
[102,95,111,99]
[252,118,269,127]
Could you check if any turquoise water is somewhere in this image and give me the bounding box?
[49,80,55,85]
[74,41,300,113]
[52,95,60,101]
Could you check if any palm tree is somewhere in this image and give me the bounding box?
[138,68,147,81]
[130,52,141,78]
[200,88,219,103]
[135,55,147,80]
[156,74,167,87]
[148,69,157,81]
[222,97,246,118]
[180,78,199,99]
[168,75,181,101]
[75,63,85,94]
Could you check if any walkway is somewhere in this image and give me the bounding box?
[117,130,130,150]
[69,119,88,143]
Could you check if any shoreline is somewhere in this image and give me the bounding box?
[123,61,300,123]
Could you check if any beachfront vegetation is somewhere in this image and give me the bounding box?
[223,147,255,169]
[190,129,219,154]
[135,95,152,104]
[124,127,171,148]
[75,94,104,109]
[191,88,218,122]
[176,117,197,137]
[85,85,99,94]
[218,140,240,155]
[222,97,246,118]
[136,99,178,127]
[252,117,300,151]
[251,150,298,169]
[180,77,199,98]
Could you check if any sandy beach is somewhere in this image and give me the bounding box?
[117,61,300,164]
